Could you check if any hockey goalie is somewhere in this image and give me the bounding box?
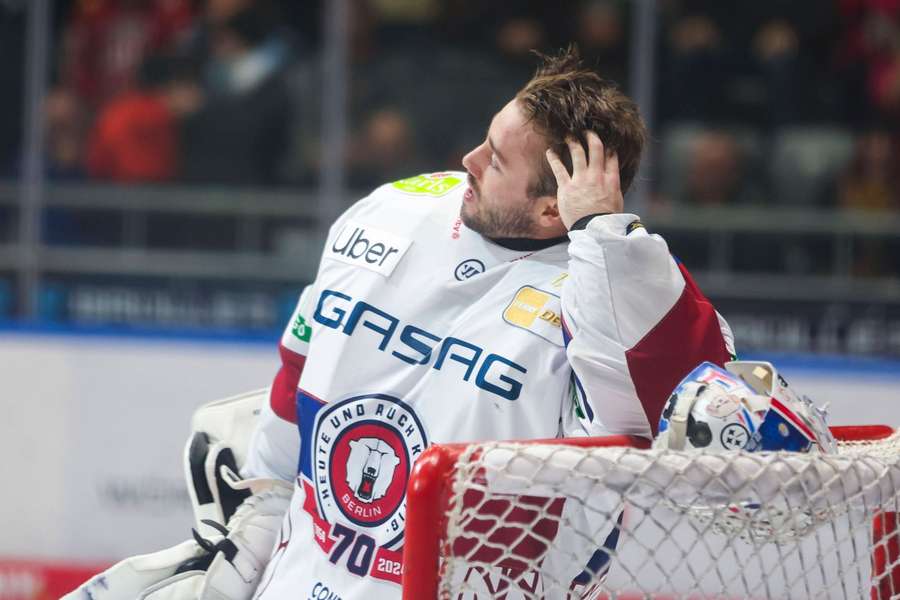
[65,47,741,600]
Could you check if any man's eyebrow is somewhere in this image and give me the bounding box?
[488,136,507,164]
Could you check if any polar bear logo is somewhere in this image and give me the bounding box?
[346,438,401,503]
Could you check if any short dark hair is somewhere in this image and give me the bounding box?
[517,46,647,196]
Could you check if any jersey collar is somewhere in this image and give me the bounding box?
[487,235,569,252]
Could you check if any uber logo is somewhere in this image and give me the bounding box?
[454,259,485,281]
[327,221,412,277]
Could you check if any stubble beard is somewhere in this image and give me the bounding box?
[460,180,538,239]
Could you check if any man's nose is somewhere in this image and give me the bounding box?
[462,149,479,178]
[462,143,487,179]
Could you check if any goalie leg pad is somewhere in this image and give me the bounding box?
[62,540,206,600]
[138,571,205,600]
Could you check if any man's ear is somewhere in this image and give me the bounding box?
[535,195,565,231]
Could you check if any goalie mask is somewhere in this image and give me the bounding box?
[654,361,836,454]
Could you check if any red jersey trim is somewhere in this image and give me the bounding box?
[625,263,731,436]
[270,343,307,424]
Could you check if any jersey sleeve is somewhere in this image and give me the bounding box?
[560,214,735,440]
[243,285,316,481]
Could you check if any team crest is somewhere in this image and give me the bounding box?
[312,393,428,547]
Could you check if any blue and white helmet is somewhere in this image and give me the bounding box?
[654,361,836,453]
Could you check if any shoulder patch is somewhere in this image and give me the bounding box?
[626,219,645,235]
[392,173,464,197]
[503,285,564,346]
[291,313,312,342]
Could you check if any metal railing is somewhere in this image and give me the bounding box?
[1,182,898,316]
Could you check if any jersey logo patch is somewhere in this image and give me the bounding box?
[502,286,564,346]
[454,259,485,280]
[327,221,412,277]
[312,393,428,548]
[392,173,463,197]
[291,313,312,342]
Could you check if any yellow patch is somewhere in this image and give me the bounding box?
[504,287,551,327]
[503,286,563,345]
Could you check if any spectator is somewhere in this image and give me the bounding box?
[574,0,629,88]
[660,0,840,126]
[681,130,754,205]
[659,8,730,122]
[836,129,900,276]
[44,87,88,180]
[838,0,900,120]
[86,56,201,182]
[346,107,426,188]
[60,0,195,108]
[180,4,293,185]
[837,130,900,211]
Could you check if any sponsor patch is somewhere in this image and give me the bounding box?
[454,259,485,280]
[326,221,412,277]
[392,172,463,197]
[503,286,563,345]
[291,314,312,342]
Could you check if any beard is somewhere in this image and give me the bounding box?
[460,177,538,239]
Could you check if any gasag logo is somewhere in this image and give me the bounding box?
[313,394,427,546]
[503,286,563,345]
[327,221,411,277]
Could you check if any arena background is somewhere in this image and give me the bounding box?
[0,0,899,597]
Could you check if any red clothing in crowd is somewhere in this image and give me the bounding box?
[62,0,195,107]
[86,91,177,182]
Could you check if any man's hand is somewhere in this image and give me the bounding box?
[546,130,623,230]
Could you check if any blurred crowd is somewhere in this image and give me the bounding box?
[656,0,900,216]
[2,0,899,215]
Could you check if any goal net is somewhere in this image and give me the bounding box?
[401,426,900,599]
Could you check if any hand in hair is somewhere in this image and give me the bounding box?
[545,130,623,230]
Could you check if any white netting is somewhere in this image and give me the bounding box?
[437,431,900,599]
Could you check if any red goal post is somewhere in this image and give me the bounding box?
[402,426,900,599]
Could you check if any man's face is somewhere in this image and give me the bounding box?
[460,100,549,238]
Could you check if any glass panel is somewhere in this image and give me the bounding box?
[651,1,890,235]
[46,0,320,189]
[26,0,324,331]
[343,1,632,193]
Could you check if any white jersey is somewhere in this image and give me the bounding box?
[245,172,734,599]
